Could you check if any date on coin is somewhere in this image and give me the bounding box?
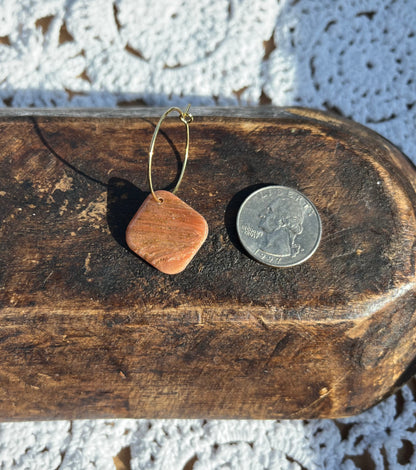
[236,186,322,267]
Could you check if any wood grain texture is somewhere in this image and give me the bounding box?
[0,106,415,419]
[126,190,208,274]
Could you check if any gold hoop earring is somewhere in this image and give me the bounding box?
[126,105,208,275]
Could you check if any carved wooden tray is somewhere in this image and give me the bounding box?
[0,107,415,419]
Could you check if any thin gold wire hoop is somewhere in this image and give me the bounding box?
[148,104,194,203]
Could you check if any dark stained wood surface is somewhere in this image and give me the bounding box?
[0,106,415,419]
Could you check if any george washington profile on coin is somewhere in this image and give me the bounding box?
[237,186,321,267]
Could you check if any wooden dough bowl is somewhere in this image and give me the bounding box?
[0,107,415,420]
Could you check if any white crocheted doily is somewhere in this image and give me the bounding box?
[0,0,416,469]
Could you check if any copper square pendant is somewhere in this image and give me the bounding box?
[126,190,208,274]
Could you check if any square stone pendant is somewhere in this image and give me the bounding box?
[126,190,208,274]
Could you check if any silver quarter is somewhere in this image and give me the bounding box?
[237,186,322,267]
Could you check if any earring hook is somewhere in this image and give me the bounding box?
[148,104,193,203]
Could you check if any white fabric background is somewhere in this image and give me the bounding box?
[0,0,415,469]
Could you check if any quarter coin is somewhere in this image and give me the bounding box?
[236,186,322,267]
